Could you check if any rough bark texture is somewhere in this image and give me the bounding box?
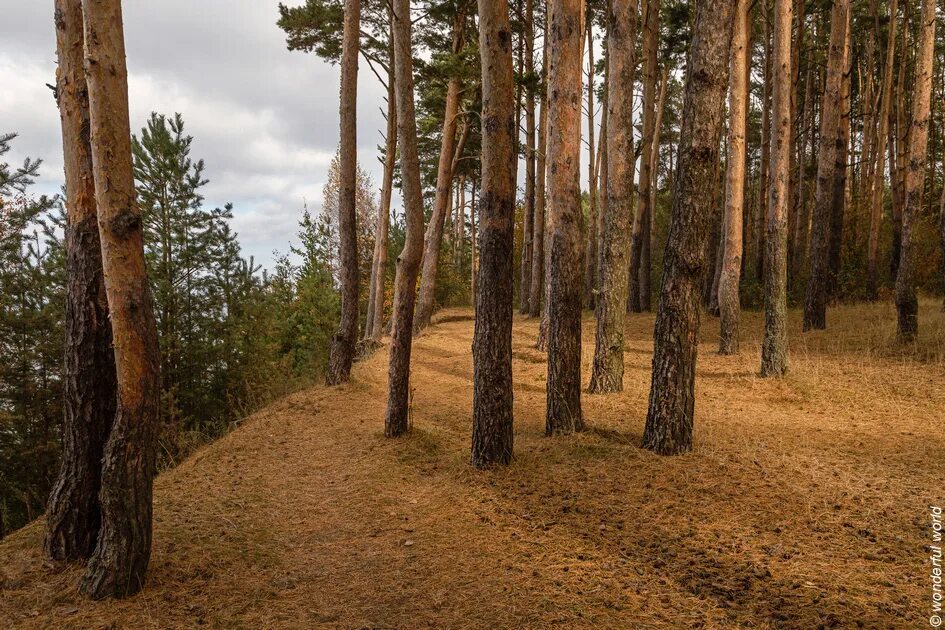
[366,16,397,341]
[45,0,117,563]
[471,0,515,468]
[718,0,749,355]
[385,0,426,436]
[760,0,792,378]
[528,65,548,318]
[828,28,851,293]
[79,0,162,599]
[327,0,361,383]
[519,0,536,315]
[545,0,584,434]
[588,0,637,394]
[641,0,733,456]
[414,11,465,332]
[582,19,597,311]
[895,0,935,342]
[629,0,659,314]
[802,0,849,332]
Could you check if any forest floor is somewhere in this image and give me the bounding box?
[1,300,943,629]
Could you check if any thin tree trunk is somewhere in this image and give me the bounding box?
[545,0,584,434]
[588,0,637,393]
[718,0,750,355]
[629,0,660,314]
[828,13,852,297]
[78,0,162,599]
[583,17,597,310]
[385,0,426,436]
[642,0,733,455]
[414,10,466,331]
[867,0,897,299]
[519,0,536,315]
[760,0,792,378]
[895,0,936,342]
[528,58,548,318]
[327,0,361,384]
[756,0,772,283]
[472,0,515,467]
[471,178,477,302]
[45,0,117,562]
[803,0,849,331]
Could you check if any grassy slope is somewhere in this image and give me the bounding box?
[1,300,942,629]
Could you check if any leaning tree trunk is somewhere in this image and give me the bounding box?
[519,0,536,315]
[367,14,397,341]
[629,0,660,314]
[385,0,426,436]
[78,0,162,599]
[414,10,466,332]
[545,0,584,434]
[803,0,849,331]
[718,0,750,355]
[895,0,936,342]
[327,0,361,384]
[528,61,548,318]
[588,0,637,393]
[45,0,117,563]
[641,0,733,456]
[583,17,597,311]
[472,0,516,468]
[760,0,793,378]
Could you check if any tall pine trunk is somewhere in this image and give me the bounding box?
[520,0,536,315]
[583,18,597,311]
[528,57,548,318]
[895,0,936,342]
[45,0,117,562]
[414,10,466,332]
[545,0,584,434]
[642,0,733,455]
[327,0,361,383]
[79,0,162,599]
[756,0,772,283]
[385,0,426,436]
[718,0,750,355]
[471,0,516,467]
[588,0,637,393]
[803,0,849,331]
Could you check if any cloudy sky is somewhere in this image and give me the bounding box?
[1,0,392,267]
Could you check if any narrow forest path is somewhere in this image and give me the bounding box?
[1,301,943,628]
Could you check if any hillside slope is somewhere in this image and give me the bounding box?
[1,302,943,628]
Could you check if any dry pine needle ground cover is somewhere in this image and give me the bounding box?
[0,300,943,628]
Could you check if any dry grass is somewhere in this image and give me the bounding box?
[1,299,942,628]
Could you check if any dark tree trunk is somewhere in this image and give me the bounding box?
[79,0,162,599]
[756,0,772,284]
[472,0,516,468]
[45,0,117,563]
[588,0,637,394]
[520,0,536,315]
[642,0,733,455]
[828,29,851,296]
[803,0,849,332]
[545,0,584,434]
[385,0,426,436]
[528,56,548,318]
[583,17,597,311]
[327,0,361,383]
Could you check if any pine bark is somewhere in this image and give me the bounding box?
[895,0,936,342]
[545,0,584,434]
[583,18,597,311]
[45,0,117,563]
[528,61,548,318]
[803,0,849,332]
[414,10,466,332]
[327,0,361,383]
[78,0,162,599]
[828,24,851,291]
[519,0,536,315]
[756,0,772,283]
[718,0,750,355]
[588,0,637,394]
[385,0,426,436]
[642,0,733,455]
[471,0,516,467]
[629,0,660,314]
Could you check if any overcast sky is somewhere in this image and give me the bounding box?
[1,0,391,267]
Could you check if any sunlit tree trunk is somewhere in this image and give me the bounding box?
[718,0,750,355]
[545,0,584,434]
[642,0,733,455]
[79,0,162,599]
[588,0,637,393]
[327,0,361,384]
[895,0,936,342]
[45,0,117,563]
[385,0,426,436]
[471,0,515,467]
